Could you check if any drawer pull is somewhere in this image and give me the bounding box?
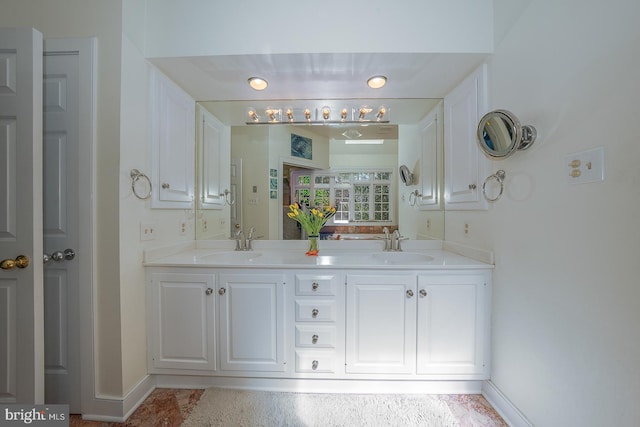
[312,360,319,370]
[419,289,427,297]
[218,287,226,295]
[205,288,213,295]
[312,334,319,344]
[406,289,414,298]
[311,308,319,318]
[312,282,319,291]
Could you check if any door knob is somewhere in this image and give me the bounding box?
[1,255,30,270]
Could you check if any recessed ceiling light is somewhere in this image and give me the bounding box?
[367,75,387,89]
[248,77,268,91]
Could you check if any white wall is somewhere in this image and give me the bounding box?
[143,0,493,58]
[445,1,640,425]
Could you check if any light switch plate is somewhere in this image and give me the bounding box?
[565,147,605,184]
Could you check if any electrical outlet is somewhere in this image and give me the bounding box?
[140,222,156,241]
[464,223,470,237]
[179,220,187,236]
[426,219,431,230]
[202,220,208,232]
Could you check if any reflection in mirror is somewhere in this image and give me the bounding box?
[477,109,537,159]
[196,99,445,241]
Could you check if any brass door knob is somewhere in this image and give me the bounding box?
[1,255,30,270]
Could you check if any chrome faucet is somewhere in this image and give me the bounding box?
[234,229,246,251]
[391,229,407,252]
[382,227,391,251]
[235,227,261,251]
[246,227,262,251]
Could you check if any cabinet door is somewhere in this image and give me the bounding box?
[148,272,216,371]
[416,273,489,376]
[444,64,488,210]
[345,274,416,374]
[150,66,195,208]
[218,273,286,372]
[197,105,230,209]
[417,106,442,210]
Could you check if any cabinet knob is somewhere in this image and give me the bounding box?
[218,287,226,295]
[312,360,319,370]
[162,183,170,189]
[468,183,477,190]
[311,282,319,291]
[311,308,319,318]
[205,288,213,295]
[419,289,427,297]
[312,334,319,344]
[406,289,414,298]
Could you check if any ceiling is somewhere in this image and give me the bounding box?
[150,52,489,129]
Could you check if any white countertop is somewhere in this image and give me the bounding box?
[143,240,494,270]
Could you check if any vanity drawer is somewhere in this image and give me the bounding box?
[295,325,336,348]
[295,351,336,373]
[295,300,336,322]
[295,274,338,296]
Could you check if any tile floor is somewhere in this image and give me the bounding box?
[70,388,508,427]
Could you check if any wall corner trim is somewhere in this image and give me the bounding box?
[482,380,533,427]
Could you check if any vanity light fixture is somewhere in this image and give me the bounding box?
[245,104,389,125]
[286,108,294,122]
[367,75,387,89]
[358,106,373,120]
[248,77,268,91]
[322,106,331,120]
[248,108,260,122]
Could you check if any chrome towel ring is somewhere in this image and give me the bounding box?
[482,170,506,202]
[130,169,152,200]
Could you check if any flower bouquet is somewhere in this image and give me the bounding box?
[287,203,336,255]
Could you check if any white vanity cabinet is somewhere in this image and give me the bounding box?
[293,272,344,376]
[416,272,490,377]
[149,66,195,208]
[217,272,286,372]
[345,271,490,378]
[145,261,492,388]
[345,273,417,374]
[147,271,216,373]
[444,64,489,210]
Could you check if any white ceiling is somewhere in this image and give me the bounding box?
[150,52,489,129]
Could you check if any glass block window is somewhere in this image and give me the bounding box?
[291,169,394,226]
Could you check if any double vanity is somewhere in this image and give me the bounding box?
[144,239,493,393]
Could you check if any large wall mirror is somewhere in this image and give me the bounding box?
[194,98,445,241]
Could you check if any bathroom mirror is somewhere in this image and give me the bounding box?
[195,98,445,241]
[477,109,537,159]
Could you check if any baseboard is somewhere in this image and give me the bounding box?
[154,375,485,394]
[482,381,532,427]
[80,375,156,422]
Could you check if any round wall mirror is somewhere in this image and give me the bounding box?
[399,165,414,186]
[477,109,537,159]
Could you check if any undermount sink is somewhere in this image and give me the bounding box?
[371,252,434,265]
[199,251,262,263]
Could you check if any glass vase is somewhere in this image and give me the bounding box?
[307,235,319,255]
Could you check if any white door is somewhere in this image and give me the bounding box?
[0,27,45,404]
[345,274,417,374]
[42,46,81,410]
